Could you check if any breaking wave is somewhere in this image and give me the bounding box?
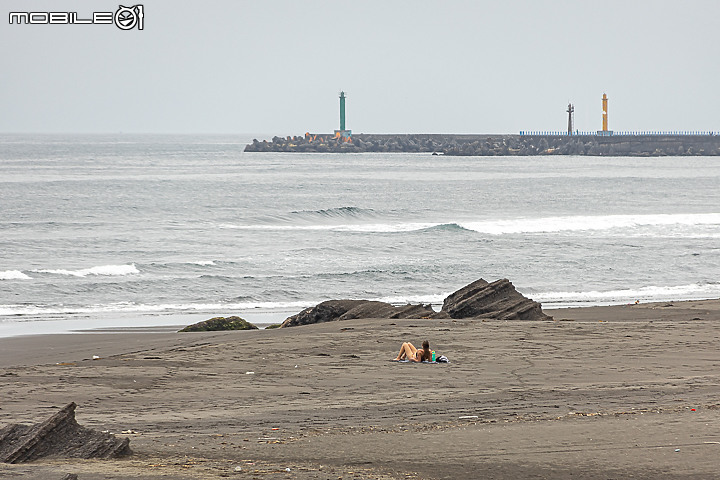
[219,212,720,236]
[250,206,379,226]
[457,213,720,235]
[33,264,139,277]
[219,222,438,233]
[0,270,32,281]
[533,282,720,306]
[0,300,315,317]
[289,206,377,219]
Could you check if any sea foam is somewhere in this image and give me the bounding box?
[0,270,31,280]
[0,300,316,317]
[218,222,438,233]
[458,213,720,235]
[533,282,720,306]
[219,213,720,236]
[34,264,139,277]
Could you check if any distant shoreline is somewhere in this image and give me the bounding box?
[2,297,717,340]
[245,133,720,156]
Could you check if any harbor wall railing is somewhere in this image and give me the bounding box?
[520,131,718,136]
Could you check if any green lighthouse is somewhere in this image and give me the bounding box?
[339,91,346,131]
[334,91,352,141]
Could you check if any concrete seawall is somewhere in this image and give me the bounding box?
[244,133,720,156]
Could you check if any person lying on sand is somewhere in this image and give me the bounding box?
[394,340,432,362]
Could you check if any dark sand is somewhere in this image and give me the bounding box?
[1,300,720,479]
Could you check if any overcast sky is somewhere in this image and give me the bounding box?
[1,0,718,135]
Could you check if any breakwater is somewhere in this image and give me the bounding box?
[244,133,720,156]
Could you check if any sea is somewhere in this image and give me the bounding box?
[1,134,719,337]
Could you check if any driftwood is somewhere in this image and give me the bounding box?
[0,403,131,463]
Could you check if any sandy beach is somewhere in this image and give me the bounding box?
[1,299,720,479]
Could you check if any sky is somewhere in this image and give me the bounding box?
[1,0,719,135]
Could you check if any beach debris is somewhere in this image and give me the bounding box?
[179,316,258,332]
[441,278,552,321]
[0,402,132,463]
[458,415,479,420]
[61,475,78,480]
[92,355,101,360]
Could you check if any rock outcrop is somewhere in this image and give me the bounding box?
[441,278,551,321]
[0,403,131,464]
[280,300,435,328]
[280,278,551,327]
[179,316,258,332]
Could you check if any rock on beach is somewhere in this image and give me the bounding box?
[281,300,436,328]
[280,277,550,327]
[179,316,258,332]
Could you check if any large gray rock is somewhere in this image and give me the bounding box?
[280,300,435,327]
[281,300,365,327]
[442,278,551,321]
[179,316,258,332]
[0,403,131,464]
[337,301,435,321]
[280,278,550,327]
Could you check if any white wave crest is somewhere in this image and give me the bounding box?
[190,261,216,266]
[0,270,32,280]
[375,293,450,306]
[0,295,451,318]
[533,283,720,306]
[0,300,316,317]
[459,213,720,235]
[219,222,438,233]
[219,213,720,236]
[34,264,139,277]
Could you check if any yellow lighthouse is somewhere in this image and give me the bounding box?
[602,93,608,131]
[599,93,612,136]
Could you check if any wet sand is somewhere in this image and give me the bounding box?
[1,299,720,479]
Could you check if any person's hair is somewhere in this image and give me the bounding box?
[421,340,431,362]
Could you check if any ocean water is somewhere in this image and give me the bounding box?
[1,134,719,337]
